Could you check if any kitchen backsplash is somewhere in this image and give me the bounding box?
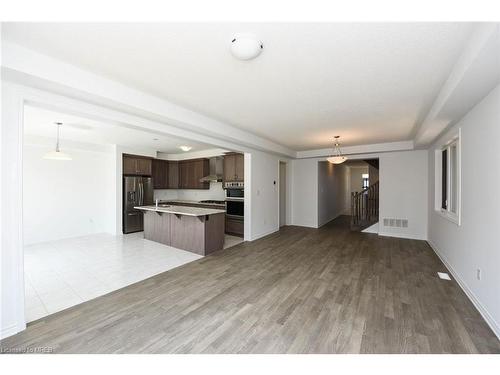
[154,181,225,202]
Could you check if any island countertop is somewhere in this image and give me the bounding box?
[135,205,226,217]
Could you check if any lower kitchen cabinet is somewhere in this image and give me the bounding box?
[225,216,244,237]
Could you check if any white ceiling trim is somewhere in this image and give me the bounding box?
[158,148,229,161]
[296,140,414,159]
[1,41,296,157]
[414,23,500,146]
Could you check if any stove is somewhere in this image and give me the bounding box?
[199,200,226,205]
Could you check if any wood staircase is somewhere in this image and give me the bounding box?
[351,181,379,231]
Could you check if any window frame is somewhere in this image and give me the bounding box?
[435,129,461,225]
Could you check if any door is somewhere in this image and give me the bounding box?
[124,176,140,212]
[142,177,154,205]
[123,176,144,234]
[124,211,143,233]
[279,162,286,227]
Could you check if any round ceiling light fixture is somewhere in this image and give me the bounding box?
[230,34,263,61]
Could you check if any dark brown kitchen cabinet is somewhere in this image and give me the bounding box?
[167,161,179,189]
[179,159,209,189]
[152,159,169,189]
[223,153,244,182]
[225,216,244,237]
[123,155,152,176]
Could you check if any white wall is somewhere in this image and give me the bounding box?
[279,162,287,227]
[247,150,283,240]
[378,150,428,240]
[317,162,348,227]
[290,158,319,228]
[349,166,369,194]
[1,82,26,339]
[369,164,379,184]
[23,137,115,244]
[290,150,427,239]
[427,84,500,338]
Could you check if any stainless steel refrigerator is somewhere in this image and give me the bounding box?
[123,176,153,233]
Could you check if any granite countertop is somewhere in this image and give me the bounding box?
[159,199,226,207]
[135,205,226,217]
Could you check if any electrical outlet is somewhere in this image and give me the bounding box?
[476,268,481,281]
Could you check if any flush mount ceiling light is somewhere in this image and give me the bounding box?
[43,122,72,161]
[326,136,347,164]
[230,34,263,61]
[179,145,192,152]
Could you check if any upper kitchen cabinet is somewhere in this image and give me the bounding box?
[123,154,152,176]
[179,159,209,189]
[223,153,244,182]
[167,161,179,189]
[152,159,169,189]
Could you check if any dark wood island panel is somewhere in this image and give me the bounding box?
[143,210,225,256]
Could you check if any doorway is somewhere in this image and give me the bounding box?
[279,161,287,227]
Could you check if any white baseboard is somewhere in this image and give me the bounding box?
[362,222,379,234]
[0,323,20,340]
[378,231,426,240]
[250,228,279,241]
[427,240,500,340]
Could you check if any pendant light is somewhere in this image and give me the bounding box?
[326,136,347,164]
[43,122,72,160]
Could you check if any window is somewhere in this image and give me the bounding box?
[436,132,460,224]
[362,173,369,189]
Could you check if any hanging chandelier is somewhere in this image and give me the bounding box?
[43,122,72,160]
[326,136,347,164]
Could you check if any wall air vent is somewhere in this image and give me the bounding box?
[383,218,408,228]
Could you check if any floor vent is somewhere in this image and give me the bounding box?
[437,272,451,280]
[383,218,408,228]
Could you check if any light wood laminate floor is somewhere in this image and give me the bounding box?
[2,217,499,353]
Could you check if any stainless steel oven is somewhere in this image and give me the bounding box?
[226,199,244,218]
[225,181,244,199]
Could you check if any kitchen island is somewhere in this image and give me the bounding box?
[135,205,226,256]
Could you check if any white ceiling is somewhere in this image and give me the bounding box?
[23,105,215,153]
[3,23,476,150]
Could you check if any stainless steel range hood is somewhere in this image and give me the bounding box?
[200,156,223,182]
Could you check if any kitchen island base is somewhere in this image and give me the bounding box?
[143,210,225,256]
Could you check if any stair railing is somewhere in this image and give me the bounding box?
[351,181,379,230]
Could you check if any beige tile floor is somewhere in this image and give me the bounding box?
[24,232,243,322]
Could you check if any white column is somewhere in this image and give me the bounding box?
[1,82,26,339]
